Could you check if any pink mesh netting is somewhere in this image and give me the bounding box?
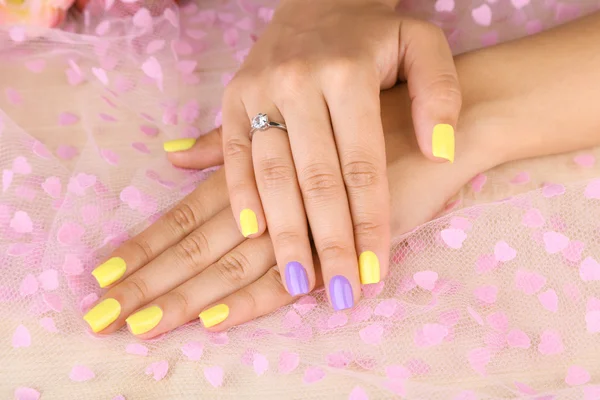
[2,0,600,398]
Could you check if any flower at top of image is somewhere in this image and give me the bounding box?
[0,0,75,27]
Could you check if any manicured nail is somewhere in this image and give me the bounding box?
[359,251,380,284]
[239,209,258,237]
[163,138,196,152]
[92,257,127,288]
[126,306,163,335]
[432,124,455,163]
[285,261,309,296]
[83,298,121,333]
[329,275,354,311]
[199,304,229,328]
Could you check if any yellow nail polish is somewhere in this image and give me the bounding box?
[163,138,196,152]
[432,124,455,163]
[239,209,258,237]
[199,304,229,328]
[92,257,127,288]
[83,298,121,333]
[126,306,163,335]
[359,251,381,284]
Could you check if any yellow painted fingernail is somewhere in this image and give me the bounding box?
[432,124,455,163]
[359,251,381,284]
[199,304,229,328]
[126,306,163,335]
[163,138,196,152]
[92,257,127,288]
[239,209,258,237]
[83,298,121,333]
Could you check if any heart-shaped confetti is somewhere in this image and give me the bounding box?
[203,366,224,387]
[14,387,40,400]
[69,365,95,382]
[145,360,169,381]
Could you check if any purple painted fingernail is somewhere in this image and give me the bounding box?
[329,275,354,311]
[285,261,309,296]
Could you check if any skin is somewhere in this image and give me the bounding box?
[90,11,600,337]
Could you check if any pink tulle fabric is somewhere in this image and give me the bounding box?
[2,0,600,398]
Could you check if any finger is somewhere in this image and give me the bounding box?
[165,126,224,169]
[400,19,462,163]
[89,169,229,289]
[251,103,315,296]
[322,69,390,286]
[124,233,276,338]
[222,86,266,239]
[275,80,360,311]
[84,208,244,334]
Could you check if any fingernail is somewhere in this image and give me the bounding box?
[432,124,455,163]
[199,304,229,328]
[163,138,196,152]
[329,275,354,311]
[92,257,127,288]
[83,298,121,333]
[285,261,310,296]
[239,209,258,237]
[126,306,163,335]
[359,251,380,284]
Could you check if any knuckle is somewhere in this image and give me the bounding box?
[167,290,191,316]
[121,277,149,303]
[273,59,311,92]
[273,230,303,248]
[125,238,154,265]
[299,164,341,201]
[236,287,258,314]
[176,231,210,268]
[224,137,251,159]
[353,219,384,239]
[257,157,296,190]
[342,159,380,189]
[215,251,251,285]
[425,72,462,106]
[322,56,362,86]
[169,203,199,234]
[317,240,350,261]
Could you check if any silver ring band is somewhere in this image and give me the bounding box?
[249,113,287,140]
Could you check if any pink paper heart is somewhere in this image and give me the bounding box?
[303,366,325,384]
[20,274,38,296]
[435,0,455,12]
[142,57,162,80]
[574,154,595,168]
[57,222,85,245]
[542,183,565,198]
[586,297,600,312]
[473,285,498,304]
[253,353,269,376]
[40,317,57,332]
[43,293,63,312]
[374,299,398,318]
[126,343,148,356]
[58,112,79,126]
[515,269,546,295]
[10,211,33,233]
[584,179,600,199]
[38,269,58,291]
[133,8,152,28]
[203,366,224,387]
[223,28,239,47]
[163,8,179,27]
[146,40,166,54]
[469,173,487,193]
[70,365,95,382]
[413,270,438,291]
[282,310,302,329]
[543,231,570,254]
[9,26,26,42]
[6,87,23,105]
[585,311,600,333]
[362,280,384,298]
[475,254,499,274]
[486,311,508,332]
[467,347,491,375]
[494,241,516,262]
[56,145,79,160]
[538,289,558,312]
[293,296,317,315]
[100,149,119,166]
[41,177,61,198]
[91,67,109,85]
[349,386,369,400]
[580,256,600,281]
[565,365,590,386]
[25,59,46,73]
[359,323,384,345]
[584,386,600,400]
[327,312,348,329]
[562,240,584,263]
[414,323,448,347]
[522,208,547,227]
[278,351,299,374]
[181,341,203,360]
[145,360,169,381]
[12,324,31,348]
[13,156,31,175]
[14,387,40,400]
[506,329,531,349]
[95,20,110,35]
[441,228,467,249]
[511,0,529,9]
[538,330,564,355]
[510,171,530,184]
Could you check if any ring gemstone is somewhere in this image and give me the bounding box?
[251,113,269,130]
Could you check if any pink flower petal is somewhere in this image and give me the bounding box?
[69,365,95,382]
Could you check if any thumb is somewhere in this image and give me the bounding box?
[399,19,462,163]
[163,126,224,169]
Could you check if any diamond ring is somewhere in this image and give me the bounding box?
[249,113,287,140]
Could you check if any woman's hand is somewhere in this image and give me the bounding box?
[162,0,462,310]
[83,84,481,338]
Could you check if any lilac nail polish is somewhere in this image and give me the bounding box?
[329,275,354,311]
[285,261,309,296]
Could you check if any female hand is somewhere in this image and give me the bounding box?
[162,0,462,310]
[84,84,481,337]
